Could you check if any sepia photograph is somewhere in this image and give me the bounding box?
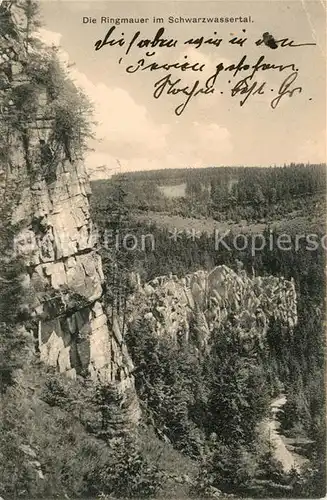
[0,0,326,498]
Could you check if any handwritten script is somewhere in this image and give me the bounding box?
[93,27,316,115]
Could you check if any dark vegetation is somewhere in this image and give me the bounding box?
[0,1,325,498]
[92,165,326,498]
[92,163,326,222]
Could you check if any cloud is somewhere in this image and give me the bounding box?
[296,130,326,164]
[168,121,233,168]
[37,29,169,165]
[71,73,169,151]
[86,120,233,177]
[85,119,233,178]
[193,121,231,149]
[36,28,233,179]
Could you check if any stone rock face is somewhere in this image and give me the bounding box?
[13,152,138,402]
[11,127,135,389]
[127,265,298,350]
[1,3,139,425]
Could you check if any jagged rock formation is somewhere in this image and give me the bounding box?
[127,265,298,350]
[0,2,139,423]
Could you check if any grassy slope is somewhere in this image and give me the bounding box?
[1,359,201,499]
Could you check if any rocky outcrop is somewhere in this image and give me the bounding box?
[127,265,298,350]
[0,2,139,424]
[13,159,115,382]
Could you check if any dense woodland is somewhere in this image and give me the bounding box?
[92,165,326,498]
[92,164,326,221]
[0,1,326,498]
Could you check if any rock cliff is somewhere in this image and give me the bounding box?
[0,2,139,423]
[127,265,298,350]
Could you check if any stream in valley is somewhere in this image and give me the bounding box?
[263,395,310,472]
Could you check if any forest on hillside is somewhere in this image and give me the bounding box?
[92,163,326,221]
[90,167,326,498]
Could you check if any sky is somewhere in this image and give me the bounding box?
[38,0,326,179]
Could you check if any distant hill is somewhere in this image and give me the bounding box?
[91,163,326,223]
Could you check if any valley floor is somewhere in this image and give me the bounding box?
[135,211,325,236]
